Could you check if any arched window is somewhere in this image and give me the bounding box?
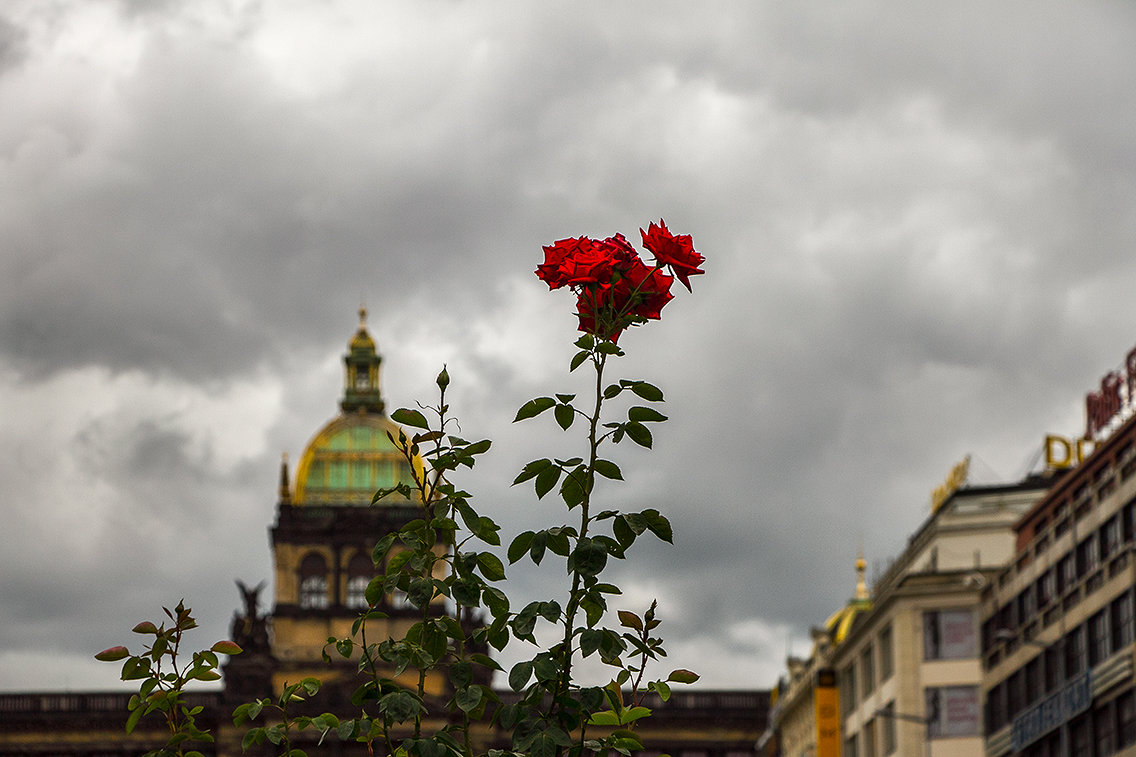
[299,553,329,609]
[345,553,373,609]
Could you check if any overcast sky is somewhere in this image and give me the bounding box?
[3,0,1136,695]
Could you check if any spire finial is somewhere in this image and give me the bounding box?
[358,306,367,327]
[855,550,869,600]
[278,452,291,505]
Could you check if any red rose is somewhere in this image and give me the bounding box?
[616,257,674,320]
[576,285,621,343]
[640,219,704,291]
[538,221,695,343]
[537,237,622,289]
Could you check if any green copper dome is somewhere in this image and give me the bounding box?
[291,311,418,506]
[293,414,413,506]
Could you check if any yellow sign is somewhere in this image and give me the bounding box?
[931,456,970,512]
[814,668,841,757]
[1044,434,1094,470]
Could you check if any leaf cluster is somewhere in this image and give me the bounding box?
[94,601,242,757]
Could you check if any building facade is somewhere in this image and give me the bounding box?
[764,466,1051,757]
[980,410,1136,757]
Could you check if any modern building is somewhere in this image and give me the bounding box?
[980,408,1136,757]
[0,312,767,757]
[763,462,1052,757]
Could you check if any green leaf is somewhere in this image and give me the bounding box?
[554,403,575,430]
[241,728,264,750]
[580,628,603,657]
[512,458,551,485]
[538,601,561,623]
[643,509,674,543]
[508,660,533,692]
[534,465,562,499]
[507,531,534,564]
[452,579,480,606]
[454,685,483,713]
[513,397,555,422]
[391,408,430,429]
[649,680,672,702]
[125,705,143,734]
[593,459,623,480]
[570,537,608,578]
[628,406,667,423]
[379,690,419,722]
[624,421,653,449]
[532,652,560,682]
[132,621,159,635]
[629,381,664,402]
[667,669,700,684]
[588,710,620,726]
[603,383,623,399]
[620,706,653,724]
[477,552,506,581]
[364,576,385,607]
[559,466,587,509]
[570,350,589,372]
[611,729,644,750]
[529,531,548,565]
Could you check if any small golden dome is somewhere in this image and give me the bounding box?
[350,307,376,352]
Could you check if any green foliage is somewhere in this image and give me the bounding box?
[95,601,242,757]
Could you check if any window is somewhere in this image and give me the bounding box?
[1058,551,1077,592]
[1024,657,1041,710]
[1038,569,1056,608]
[878,625,894,681]
[1118,691,1136,747]
[299,553,329,609]
[880,702,897,754]
[1089,609,1110,666]
[1112,591,1135,650]
[863,718,877,757]
[840,663,857,714]
[923,609,976,660]
[1065,625,1087,677]
[925,686,980,738]
[1018,586,1038,624]
[345,553,374,609]
[1077,535,1100,577]
[1103,516,1122,560]
[860,644,875,699]
[1006,670,1023,720]
[1069,713,1090,756]
[1096,703,1115,756]
[987,681,1006,734]
[1044,645,1061,693]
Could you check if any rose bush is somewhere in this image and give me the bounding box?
[99,221,705,757]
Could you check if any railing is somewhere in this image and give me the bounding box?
[0,691,220,715]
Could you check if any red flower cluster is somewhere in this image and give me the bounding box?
[536,220,703,342]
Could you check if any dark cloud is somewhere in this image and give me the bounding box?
[4,0,1136,692]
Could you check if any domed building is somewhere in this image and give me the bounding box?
[222,309,440,720]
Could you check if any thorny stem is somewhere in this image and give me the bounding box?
[552,346,607,748]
